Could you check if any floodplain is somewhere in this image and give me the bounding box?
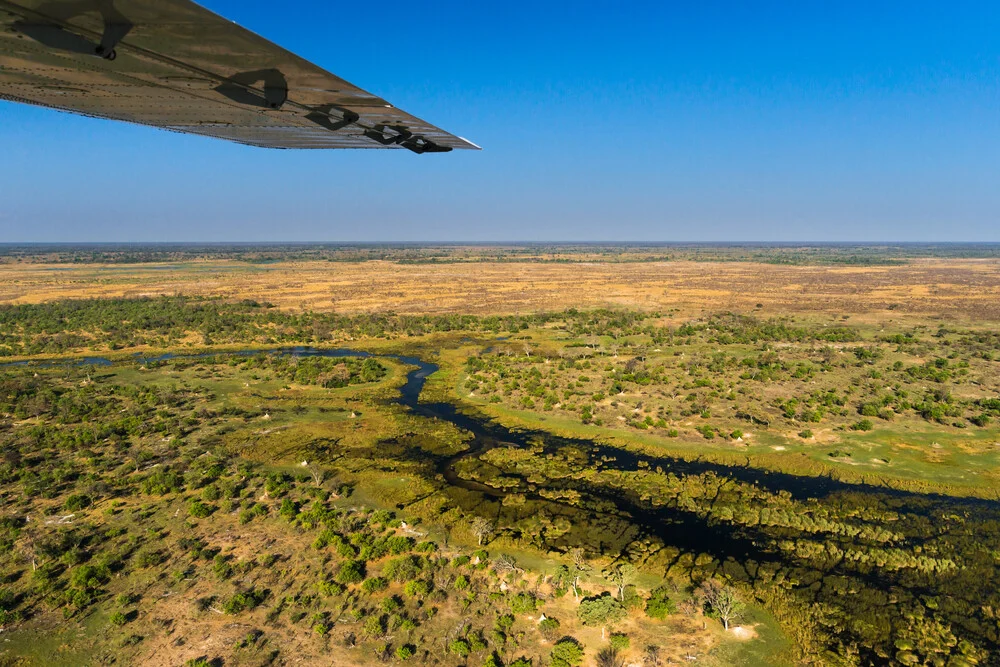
[1,244,999,667]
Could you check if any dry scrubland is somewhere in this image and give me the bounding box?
[2,259,1000,321]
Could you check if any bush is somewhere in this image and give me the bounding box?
[188,500,214,518]
[223,589,265,615]
[510,592,538,614]
[403,580,430,597]
[395,644,415,660]
[335,560,365,585]
[64,494,91,512]
[380,595,402,613]
[383,556,419,582]
[539,616,561,640]
[609,633,630,650]
[363,614,386,638]
[134,550,165,569]
[317,579,345,597]
[449,638,471,657]
[386,535,415,554]
[645,587,677,619]
[109,611,128,626]
[361,577,388,594]
[550,637,584,667]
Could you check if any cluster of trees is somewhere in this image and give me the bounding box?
[236,354,388,388]
[463,314,1000,440]
[0,298,667,355]
[475,438,999,665]
[1,360,746,666]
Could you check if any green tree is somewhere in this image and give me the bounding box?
[550,637,584,667]
[644,586,677,620]
[696,579,744,631]
[603,562,636,602]
[335,559,365,585]
[578,593,626,628]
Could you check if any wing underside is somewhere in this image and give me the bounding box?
[0,0,478,151]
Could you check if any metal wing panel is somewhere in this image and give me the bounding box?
[0,0,478,151]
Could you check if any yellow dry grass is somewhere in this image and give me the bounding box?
[2,258,1000,321]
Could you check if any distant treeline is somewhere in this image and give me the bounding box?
[2,242,1000,265]
[0,297,867,357]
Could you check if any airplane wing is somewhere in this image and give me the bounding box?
[0,0,479,152]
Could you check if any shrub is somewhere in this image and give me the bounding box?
[64,494,91,512]
[135,550,165,569]
[335,560,365,585]
[539,616,561,640]
[361,577,388,594]
[395,644,415,660]
[363,614,386,638]
[449,638,471,657]
[609,633,630,650]
[188,500,214,518]
[384,556,419,582]
[645,586,677,619]
[510,592,538,614]
[213,555,233,580]
[380,596,402,613]
[403,580,430,597]
[386,536,415,554]
[223,589,265,614]
[109,611,128,626]
[550,637,584,667]
[317,579,345,597]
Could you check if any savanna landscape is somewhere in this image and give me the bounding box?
[1,244,1000,667]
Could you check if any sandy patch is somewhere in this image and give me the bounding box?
[729,624,759,641]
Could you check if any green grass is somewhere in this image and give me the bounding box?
[706,605,794,667]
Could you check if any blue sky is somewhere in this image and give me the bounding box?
[2,0,999,242]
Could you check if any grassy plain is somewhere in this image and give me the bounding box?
[2,257,1000,323]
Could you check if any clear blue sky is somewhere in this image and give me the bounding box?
[2,1,999,242]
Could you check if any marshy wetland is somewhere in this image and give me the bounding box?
[2,248,1000,666]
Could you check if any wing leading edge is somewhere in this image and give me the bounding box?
[0,0,479,151]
